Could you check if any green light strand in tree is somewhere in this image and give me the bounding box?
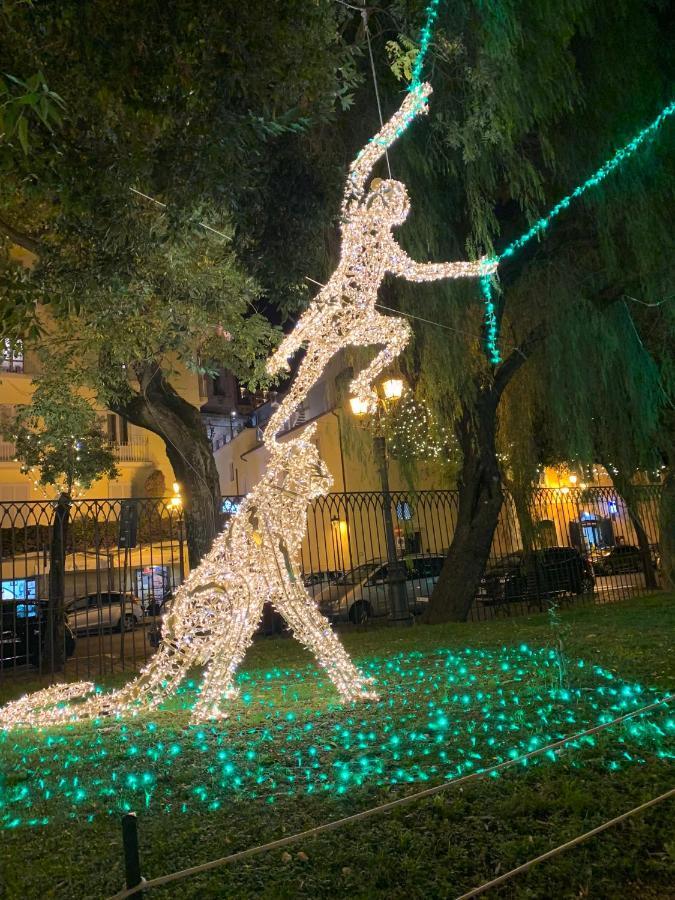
[482,100,675,364]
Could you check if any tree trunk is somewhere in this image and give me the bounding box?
[425,388,504,623]
[659,468,674,590]
[46,492,70,672]
[504,477,537,553]
[111,367,221,568]
[608,470,658,590]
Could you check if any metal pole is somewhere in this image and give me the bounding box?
[122,812,143,890]
[373,434,412,624]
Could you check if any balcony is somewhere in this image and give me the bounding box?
[113,437,150,463]
[1,438,151,465]
[0,441,17,462]
[1,338,24,373]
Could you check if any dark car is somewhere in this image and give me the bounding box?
[1,600,76,668]
[590,544,644,576]
[476,547,595,610]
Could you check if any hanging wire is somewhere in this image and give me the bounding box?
[129,187,232,241]
[362,5,392,178]
[303,275,517,351]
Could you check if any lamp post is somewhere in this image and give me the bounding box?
[350,378,412,625]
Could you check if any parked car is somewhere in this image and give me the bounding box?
[142,592,173,617]
[302,570,344,598]
[590,544,644,576]
[476,547,594,609]
[1,600,76,668]
[316,554,445,623]
[66,591,143,634]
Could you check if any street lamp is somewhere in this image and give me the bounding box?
[349,378,412,625]
[381,378,404,401]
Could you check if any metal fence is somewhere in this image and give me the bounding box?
[0,485,664,684]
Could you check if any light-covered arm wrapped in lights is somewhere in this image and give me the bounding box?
[342,83,433,214]
[386,244,498,282]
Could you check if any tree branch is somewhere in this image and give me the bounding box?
[493,325,546,398]
[0,216,42,255]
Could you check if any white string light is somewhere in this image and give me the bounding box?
[0,426,376,729]
[0,84,490,731]
[265,82,494,443]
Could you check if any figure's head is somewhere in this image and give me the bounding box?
[365,178,410,225]
[269,425,333,500]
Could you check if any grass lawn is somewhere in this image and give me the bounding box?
[0,593,673,899]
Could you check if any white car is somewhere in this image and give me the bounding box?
[316,554,445,623]
[302,570,344,599]
[66,592,144,634]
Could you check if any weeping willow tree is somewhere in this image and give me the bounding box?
[328,0,674,620]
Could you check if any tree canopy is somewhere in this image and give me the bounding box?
[0,0,361,390]
[0,1,672,589]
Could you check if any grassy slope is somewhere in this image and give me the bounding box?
[0,594,673,899]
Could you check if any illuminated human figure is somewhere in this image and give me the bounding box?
[0,428,375,729]
[265,82,496,445]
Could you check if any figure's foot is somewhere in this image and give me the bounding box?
[338,677,379,704]
[190,684,239,723]
[345,687,380,703]
[191,704,231,724]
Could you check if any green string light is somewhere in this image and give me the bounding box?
[481,101,675,364]
[1,646,671,830]
[404,2,674,365]
[410,0,442,93]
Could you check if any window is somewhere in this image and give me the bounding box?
[369,565,388,585]
[105,414,128,444]
[1,339,24,373]
[106,413,118,443]
[119,416,129,444]
[1,578,37,601]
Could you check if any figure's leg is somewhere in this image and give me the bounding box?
[349,314,412,407]
[264,335,335,446]
[267,326,307,377]
[273,584,378,702]
[191,589,265,722]
[266,288,336,376]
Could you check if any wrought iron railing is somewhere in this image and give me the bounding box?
[0,485,664,684]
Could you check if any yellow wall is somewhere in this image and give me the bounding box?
[0,349,202,501]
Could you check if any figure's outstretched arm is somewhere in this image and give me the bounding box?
[387,242,498,281]
[341,83,432,214]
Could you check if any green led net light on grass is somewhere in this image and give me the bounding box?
[0,645,671,830]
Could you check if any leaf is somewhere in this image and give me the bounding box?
[17,115,29,155]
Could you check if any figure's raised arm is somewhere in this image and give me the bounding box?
[341,83,433,214]
[386,243,498,282]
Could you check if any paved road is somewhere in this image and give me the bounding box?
[1,571,656,685]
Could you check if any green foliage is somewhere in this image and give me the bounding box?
[0,0,360,404]
[3,371,118,496]
[0,70,65,159]
[385,36,419,83]
[359,0,674,478]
